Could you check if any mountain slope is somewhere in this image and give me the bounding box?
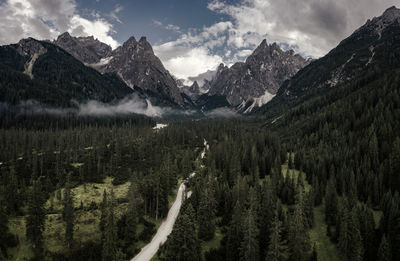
[99,36,185,106]
[54,33,186,106]
[207,40,309,109]
[0,38,133,106]
[258,6,400,117]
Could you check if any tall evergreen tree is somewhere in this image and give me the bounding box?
[26,179,45,252]
[197,187,216,241]
[100,190,108,235]
[288,190,310,261]
[325,177,338,227]
[266,216,286,261]
[240,208,259,261]
[338,201,363,261]
[227,202,244,261]
[102,190,117,261]
[123,177,141,254]
[63,173,74,248]
[163,203,201,261]
[377,235,391,261]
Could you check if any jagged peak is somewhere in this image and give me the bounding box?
[139,36,147,42]
[359,6,400,38]
[191,81,199,88]
[58,32,71,38]
[124,36,137,45]
[18,37,41,46]
[382,6,400,17]
[217,63,226,71]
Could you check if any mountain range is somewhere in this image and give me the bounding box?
[0,6,399,117]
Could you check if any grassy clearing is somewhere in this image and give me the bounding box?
[202,225,223,254]
[7,177,139,259]
[7,217,34,261]
[309,205,340,261]
[281,162,311,192]
[45,176,131,212]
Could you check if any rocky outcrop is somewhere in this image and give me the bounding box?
[208,40,309,107]
[54,33,185,106]
[54,32,112,64]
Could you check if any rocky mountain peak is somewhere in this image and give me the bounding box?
[382,6,400,21]
[361,6,400,38]
[17,38,47,57]
[99,36,184,105]
[138,36,153,51]
[208,39,309,108]
[54,32,112,64]
[124,36,137,47]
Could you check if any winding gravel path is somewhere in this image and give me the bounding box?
[131,139,208,261]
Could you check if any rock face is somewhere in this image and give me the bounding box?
[54,32,112,64]
[182,81,202,100]
[54,33,185,106]
[99,36,184,105]
[208,40,309,107]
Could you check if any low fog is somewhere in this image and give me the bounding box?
[0,95,239,119]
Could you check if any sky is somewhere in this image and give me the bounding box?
[0,0,398,83]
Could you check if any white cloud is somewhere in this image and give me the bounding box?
[154,21,232,83]
[109,4,123,24]
[162,48,222,84]
[69,15,119,48]
[207,0,400,57]
[0,0,119,48]
[155,0,398,82]
[153,20,181,33]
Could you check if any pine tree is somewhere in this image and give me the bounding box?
[102,190,117,261]
[123,177,141,254]
[163,203,201,261]
[26,179,45,252]
[227,202,244,261]
[325,177,338,227]
[288,190,310,261]
[240,208,259,261]
[266,216,286,261]
[338,201,363,261]
[197,188,216,240]
[100,190,108,234]
[63,173,74,248]
[377,235,391,261]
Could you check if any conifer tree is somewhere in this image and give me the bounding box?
[338,201,363,261]
[163,203,201,261]
[124,177,141,252]
[26,179,45,252]
[377,235,391,261]
[325,177,338,227]
[240,208,259,261]
[288,190,310,261]
[100,190,108,234]
[102,190,117,261]
[63,173,74,248]
[266,216,286,261]
[198,188,216,240]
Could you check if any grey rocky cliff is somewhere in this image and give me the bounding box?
[181,81,202,100]
[54,32,112,64]
[98,36,184,105]
[54,33,184,106]
[208,40,309,107]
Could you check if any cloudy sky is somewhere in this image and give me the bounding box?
[0,0,398,82]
